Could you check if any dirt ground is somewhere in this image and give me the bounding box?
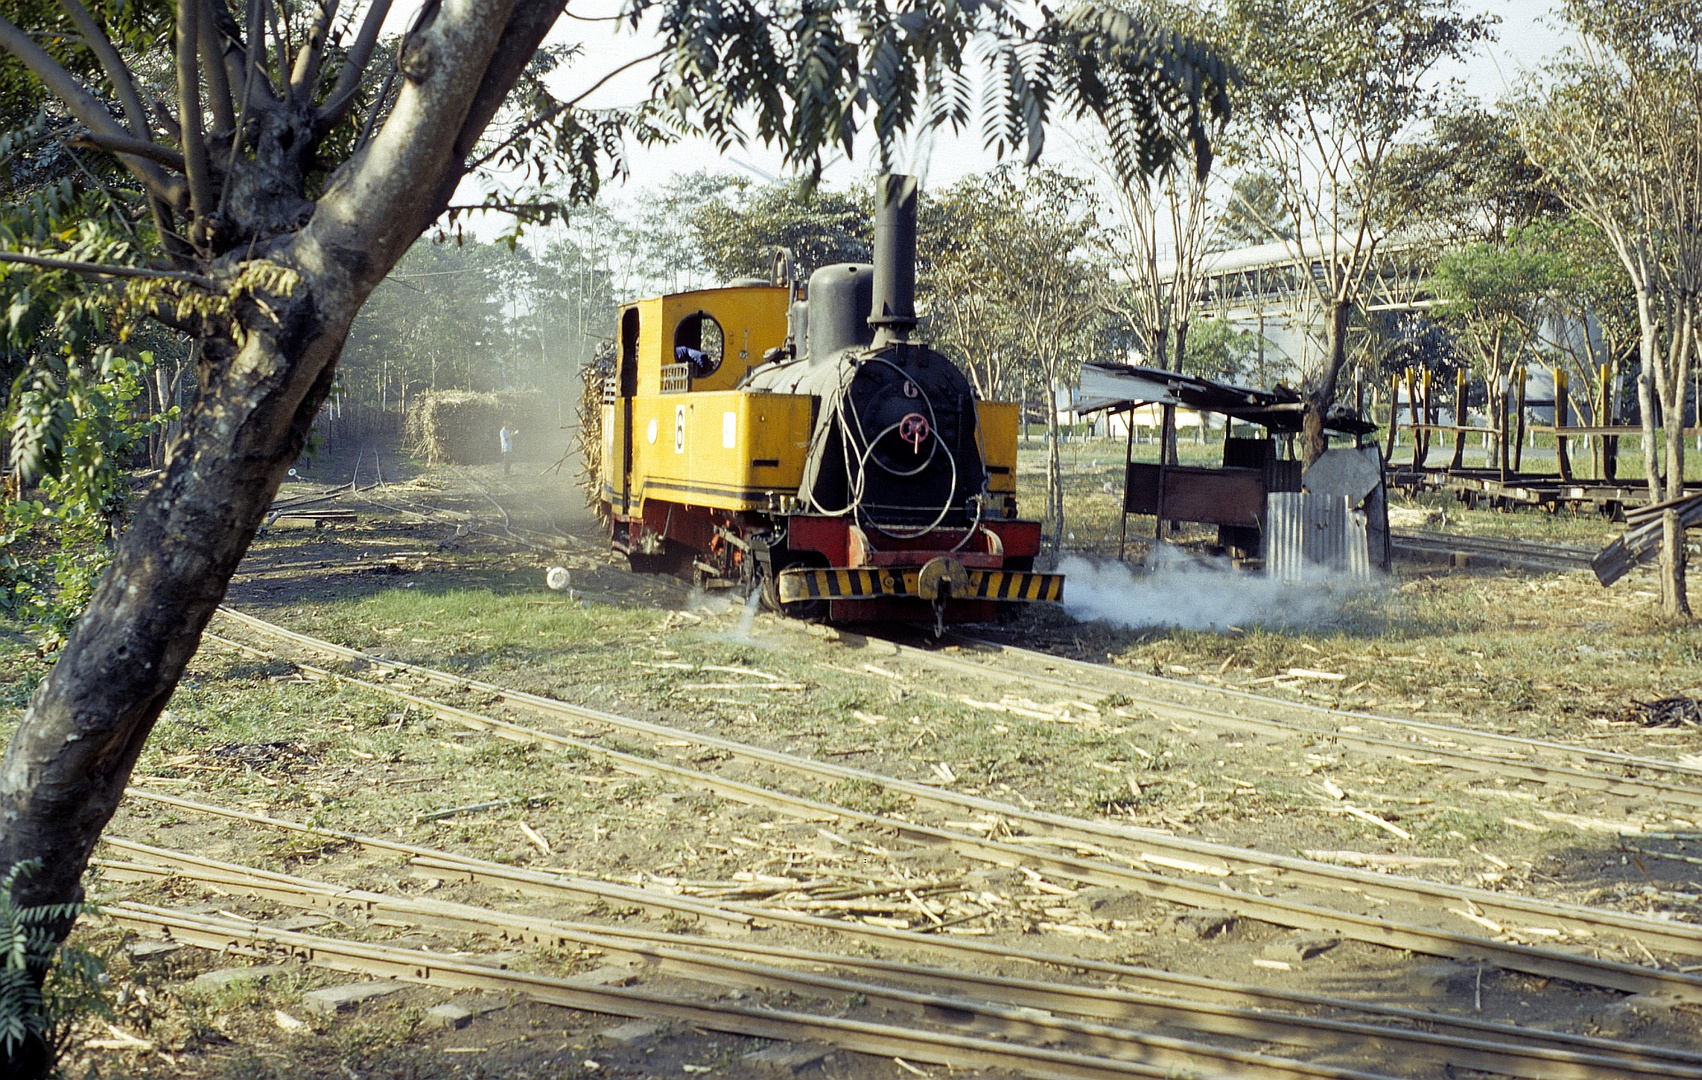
[3,440,1702,1080]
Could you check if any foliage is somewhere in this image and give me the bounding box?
[1374,310,1459,379]
[1383,100,1563,241]
[1224,0,1494,462]
[1181,315,1261,384]
[2,348,157,651]
[1430,234,1558,350]
[0,861,108,1073]
[691,175,870,281]
[925,165,1109,554]
[1534,214,1640,416]
[0,111,170,650]
[1216,170,1291,248]
[1516,0,1702,614]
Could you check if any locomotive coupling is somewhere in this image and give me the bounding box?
[918,556,969,601]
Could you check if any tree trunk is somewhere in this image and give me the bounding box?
[1660,306,1693,618]
[1663,508,1690,619]
[1382,375,1399,464]
[0,308,342,925]
[1301,299,1350,467]
[1637,305,1662,504]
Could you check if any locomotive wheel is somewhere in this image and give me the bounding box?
[759,551,829,620]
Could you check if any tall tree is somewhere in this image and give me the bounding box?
[1428,233,1557,472]
[691,175,870,282]
[1517,0,1702,616]
[0,0,1231,1070]
[1226,0,1491,465]
[1383,100,1562,244]
[931,165,1107,556]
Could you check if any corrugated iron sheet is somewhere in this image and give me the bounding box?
[1267,493,1373,582]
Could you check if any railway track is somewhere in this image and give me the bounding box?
[100,804,1702,1080]
[878,627,1702,812]
[205,608,1702,997]
[1389,529,1597,574]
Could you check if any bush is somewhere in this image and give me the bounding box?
[0,862,109,1077]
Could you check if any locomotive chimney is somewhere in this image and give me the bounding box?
[869,173,918,344]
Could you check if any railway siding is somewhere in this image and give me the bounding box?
[203,611,1702,996]
[96,835,1702,1080]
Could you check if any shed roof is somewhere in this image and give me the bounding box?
[1073,362,1377,436]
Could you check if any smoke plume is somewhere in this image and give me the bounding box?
[1058,549,1373,632]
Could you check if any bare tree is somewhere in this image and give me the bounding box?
[1226,0,1491,465]
[1518,0,1702,616]
[1101,162,1216,467]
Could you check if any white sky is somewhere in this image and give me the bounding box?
[377,0,1579,234]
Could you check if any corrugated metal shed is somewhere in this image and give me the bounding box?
[1267,493,1373,582]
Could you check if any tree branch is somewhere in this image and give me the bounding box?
[317,0,394,132]
[216,0,267,219]
[269,0,290,98]
[289,0,341,104]
[176,0,214,221]
[54,0,152,141]
[0,250,215,289]
[207,0,274,109]
[0,12,183,207]
[198,0,237,135]
[68,131,187,171]
[447,0,568,164]
[354,68,396,149]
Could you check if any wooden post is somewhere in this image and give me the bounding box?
[1512,364,1527,474]
[1159,402,1177,538]
[1353,367,1364,449]
[1383,376,1400,464]
[1496,371,1509,482]
[1449,367,1467,470]
[1408,368,1423,470]
[1600,363,1618,481]
[1555,366,1573,482]
[1421,368,1434,467]
[1118,406,1134,562]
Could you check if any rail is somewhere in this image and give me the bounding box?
[205,609,1702,999]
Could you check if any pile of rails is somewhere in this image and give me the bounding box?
[1592,492,1702,585]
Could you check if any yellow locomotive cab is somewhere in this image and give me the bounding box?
[602,284,815,518]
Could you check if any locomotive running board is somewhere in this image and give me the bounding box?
[776,567,1064,604]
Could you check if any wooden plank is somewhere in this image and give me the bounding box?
[1124,463,1265,527]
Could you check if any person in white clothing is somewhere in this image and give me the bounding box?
[499,425,517,474]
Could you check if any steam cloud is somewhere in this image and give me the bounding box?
[1058,549,1373,631]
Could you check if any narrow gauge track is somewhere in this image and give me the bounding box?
[1389,529,1596,574]
[879,629,1702,813]
[208,609,1702,995]
[100,804,1702,1080]
[114,906,1334,1080]
[98,856,1405,1080]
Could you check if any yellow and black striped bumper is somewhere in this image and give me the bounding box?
[776,567,1064,604]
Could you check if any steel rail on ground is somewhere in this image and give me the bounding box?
[193,620,1702,1001]
[121,789,1688,1067]
[1388,530,1597,573]
[208,610,1702,964]
[107,902,1407,1080]
[97,829,1702,1080]
[880,631,1702,807]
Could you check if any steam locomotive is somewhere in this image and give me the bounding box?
[597,174,1063,623]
